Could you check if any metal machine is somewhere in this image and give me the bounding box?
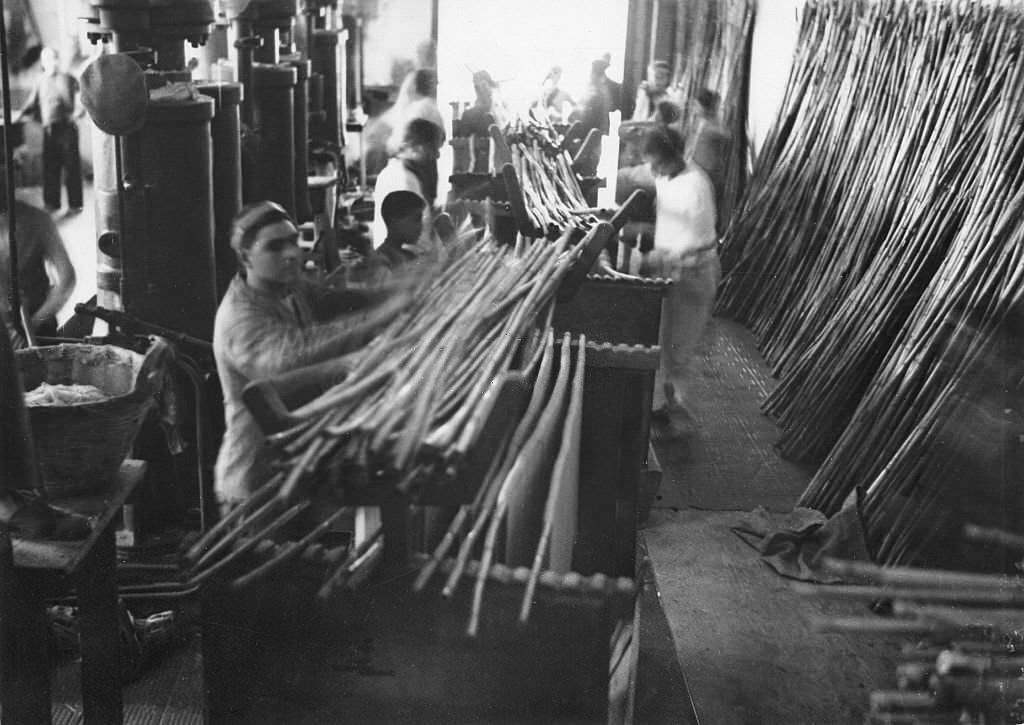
[81,0,219,342]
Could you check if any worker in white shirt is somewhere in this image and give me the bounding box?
[371,118,443,250]
[641,125,720,440]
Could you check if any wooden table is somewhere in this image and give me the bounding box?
[1,460,146,725]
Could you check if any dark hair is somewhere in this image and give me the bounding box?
[381,190,426,225]
[230,200,293,267]
[413,68,437,97]
[643,125,686,162]
[403,117,443,148]
[696,88,720,114]
[654,99,681,125]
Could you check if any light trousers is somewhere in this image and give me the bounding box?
[642,247,721,412]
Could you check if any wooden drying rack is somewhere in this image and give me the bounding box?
[200,179,669,723]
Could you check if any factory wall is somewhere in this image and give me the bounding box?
[748,0,803,156]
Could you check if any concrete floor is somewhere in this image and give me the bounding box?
[642,317,900,725]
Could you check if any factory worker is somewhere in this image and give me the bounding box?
[213,201,413,510]
[535,66,575,125]
[573,55,621,137]
[18,46,84,213]
[0,191,76,344]
[632,60,674,121]
[459,69,505,137]
[371,118,443,249]
[377,190,428,266]
[386,68,445,155]
[686,88,731,234]
[642,126,720,440]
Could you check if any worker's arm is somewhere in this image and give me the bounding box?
[221,290,411,383]
[71,76,87,121]
[16,82,38,121]
[29,211,76,330]
[632,86,651,121]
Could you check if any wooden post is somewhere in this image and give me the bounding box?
[1,567,52,725]
[76,526,123,724]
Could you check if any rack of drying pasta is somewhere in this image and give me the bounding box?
[184,148,666,724]
[449,119,608,246]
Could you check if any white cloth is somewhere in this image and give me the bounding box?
[371,157,426,249]
[652,167,718,257]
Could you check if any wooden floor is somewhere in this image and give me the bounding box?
[643,317,900,725]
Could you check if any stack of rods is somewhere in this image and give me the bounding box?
[415,331,587,636]
[183,136,605,592]
[181,112,615,594]
[801,526,1024,724]
[712,0,1024,563]
[674,0,756,227]
[505,121,591,235]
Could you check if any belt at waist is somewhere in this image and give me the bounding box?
[679,242,718,257]
[651,242,719,263]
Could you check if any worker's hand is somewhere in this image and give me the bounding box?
[433,212,456,244]
[8,326,28,350]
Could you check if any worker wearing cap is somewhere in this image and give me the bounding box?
[213,201,412,510]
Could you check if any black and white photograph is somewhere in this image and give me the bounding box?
[1,0,1022,723]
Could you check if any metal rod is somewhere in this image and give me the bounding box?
[0,0,24,337]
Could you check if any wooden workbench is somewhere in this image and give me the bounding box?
[1,459,146,725]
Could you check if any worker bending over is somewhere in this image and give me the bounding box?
[213,201,413,511]
[641,126,720,440]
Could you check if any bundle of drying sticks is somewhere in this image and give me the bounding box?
[181,226,601,603]
[802,525,1024,724]
[502,121,591,236]
[714,0,1024,564]
[413,331,587,635]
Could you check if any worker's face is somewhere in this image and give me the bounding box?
[652,67,670,92]
[241,219,301,288]
[391,211,424,244]
[406,140,440,163]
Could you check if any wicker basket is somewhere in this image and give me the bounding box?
[16,341,166,499]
